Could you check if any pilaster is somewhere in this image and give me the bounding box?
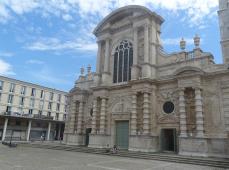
[99,98,106,134]
[131,93,137,135]
[77,101,84,134]
[91,98,97,134]
[179,88,187,137]
[143,92,150,135]
[195,88,204,137]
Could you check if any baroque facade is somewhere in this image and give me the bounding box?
[64,1,229,158]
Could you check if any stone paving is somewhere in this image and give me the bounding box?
[0,144,226,170]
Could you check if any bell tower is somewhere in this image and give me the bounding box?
[218,0,229,63]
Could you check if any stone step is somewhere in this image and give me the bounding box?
[19,143,229,168]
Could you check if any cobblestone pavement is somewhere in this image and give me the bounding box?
[0,144,226,170]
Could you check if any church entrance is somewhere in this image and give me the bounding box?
[115,121,129,149]
[160,129,177,152]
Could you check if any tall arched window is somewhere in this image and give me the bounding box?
[113,40,133,83]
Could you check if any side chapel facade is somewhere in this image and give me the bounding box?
[64,0,229,157]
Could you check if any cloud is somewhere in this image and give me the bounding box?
[30,67,72,85]
[25,37,97,52]
[0,59,15,75]
[162,38,194,46]
[0,51,14,57]
[62,14,73,21]
[0,0,218,27]
[26,59,44,64]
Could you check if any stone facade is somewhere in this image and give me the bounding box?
[64,4,229,158]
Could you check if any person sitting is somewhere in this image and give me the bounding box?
[105,144,110,153]
[111,145,118,154]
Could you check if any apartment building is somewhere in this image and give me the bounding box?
[0,76,68,141]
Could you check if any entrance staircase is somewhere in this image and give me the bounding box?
[19,142,229,169]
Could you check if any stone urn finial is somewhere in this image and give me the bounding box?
[80,67,84,76]
[194,34,200,48]
[87,64,91,74]
[180,38,186,51]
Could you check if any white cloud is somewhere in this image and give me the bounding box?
[30,67,72,85]
[62,14,73,21]
[26,59,44,64]
[0,0,219,27]
[162,38,194,46]
[0,51,14,57]
[0,59,15,75]
[25,37,97,52]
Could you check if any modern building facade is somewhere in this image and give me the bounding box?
[0,76,68,141]
[64,1,229,158]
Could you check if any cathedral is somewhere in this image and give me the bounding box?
[64,0,229,158]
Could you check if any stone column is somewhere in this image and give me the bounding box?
[58,124,61,140]
[26,120,32,141]
[131,27,139,80]
[130,93,137,135]
[143,92,150,135]
[195,88,204,137]
[104,39,110,73]
[91,98,97,134]
[96,41,102,73]
[179,88,187,137]
[68,101,76,133]
[2,118,8,141]
[142,24,151,78]
[144,24,149,63]
[77,101,84,134]
[47,122,51,141]
[99,98,106,134]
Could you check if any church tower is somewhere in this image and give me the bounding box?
[218,0,229,63]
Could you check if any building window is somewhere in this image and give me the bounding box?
[8,94,14,104]
[19,97,25,106]
[29,109,33,115]
[9,83,15,93]
[56,113,59,120]
[0,81,3,90]
[38,110,42,116]
[48,102,52,110]
[30,98,35,108]
[31,88,36,97]
[47,111,51,117]
[113,40,133,83]
[49,92,54,100]
[0,93,1,102]
[63,114,67,120]
[18,107,23,114]
[64,105,67,112]
[40,90,44,99]
[39,100,44,110]
[56,103,60,111]
[20,86,26,95]
[6,106,12,113]
[64,95,68,103]
[163,101,175,114]
[58,94,61,102]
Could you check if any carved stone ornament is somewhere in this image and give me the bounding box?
[158,115,179,124]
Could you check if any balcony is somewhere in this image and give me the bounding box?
[33,114,54,120]
[2,111,33,118]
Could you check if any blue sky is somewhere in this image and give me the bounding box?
[0,0,220,91]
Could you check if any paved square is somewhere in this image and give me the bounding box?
[0,144,226,170]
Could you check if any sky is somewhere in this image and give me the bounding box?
[0,0,221,92]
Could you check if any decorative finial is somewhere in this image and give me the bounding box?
[87,64,91,74]
[180,38,186,51]
[80,67,84,75]
[194,34,200,48]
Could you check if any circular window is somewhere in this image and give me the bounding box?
[163,101,174,114]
